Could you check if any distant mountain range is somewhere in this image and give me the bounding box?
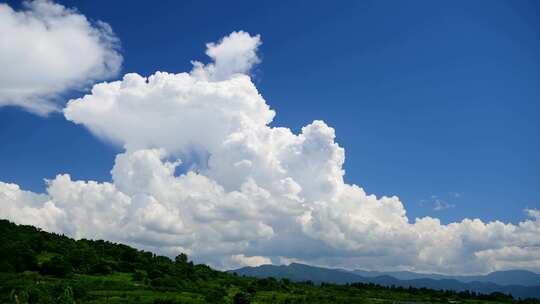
[229,263,540,299]
[350,268,540,287]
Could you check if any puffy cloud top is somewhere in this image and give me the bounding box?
[2,31,540,274]
[192,31,262,81]
[0,0,121,114]
[64,71,274,154]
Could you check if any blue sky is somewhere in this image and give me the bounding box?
[2,0,540,273]
[2,0,538,225]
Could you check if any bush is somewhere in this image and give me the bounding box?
[39,256,73,278]
[132,270,146,281]
[233,291,252,304]
[117,261,134,272]
[150,276,179,288]
[27,286,54,304]
[70,283,87,300]
[204,287,227,303]
[89,261,112,275]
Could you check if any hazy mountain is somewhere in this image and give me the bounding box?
[230,263,364,285]
[230,263,540,299]
[349,269,540,287]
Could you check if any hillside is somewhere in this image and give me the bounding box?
[1,219,539,304]
[230,263,540,300]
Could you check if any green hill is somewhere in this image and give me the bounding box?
[1,219,539,304]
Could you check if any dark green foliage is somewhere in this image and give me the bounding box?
[203,286,227,303]
[39,256,73,278]
[132,270,146,281]
[233,291,252,304]
[0,219,539,304]
[175,253,188,265]
[0,241,38,272]
[88,260,113,275]
[153,299,178,304]
[0,260,15,273]
[150,275,179,288]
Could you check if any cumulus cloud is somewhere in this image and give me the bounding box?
[1,31,540,274]
[0,0,121,114]
[224,254,272,269]
[191,30,261,81]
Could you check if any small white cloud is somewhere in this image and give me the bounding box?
[191,31,261,81]
[433,199,455,211]
[225,254,272,269]
[421,194,457,211]
[0,0,122,114]
[449,192,462,198]
[279,256,306,266]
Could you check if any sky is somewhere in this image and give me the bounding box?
[0,0,539,274]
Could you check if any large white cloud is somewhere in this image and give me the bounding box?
[0,0,121,114]
[2,31,540,274]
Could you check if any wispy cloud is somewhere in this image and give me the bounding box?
[449,192,463,198]
[419,194,457,211]
[433,199,455,211]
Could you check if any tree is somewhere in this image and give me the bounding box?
[233,292,252,304]
[89,260,112,275]
[1,242,38,272]
[175,253,188,265]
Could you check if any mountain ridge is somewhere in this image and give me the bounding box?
[346,268,540,287]
[229,263,540,299]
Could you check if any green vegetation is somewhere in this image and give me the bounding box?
[1,219,539,304]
